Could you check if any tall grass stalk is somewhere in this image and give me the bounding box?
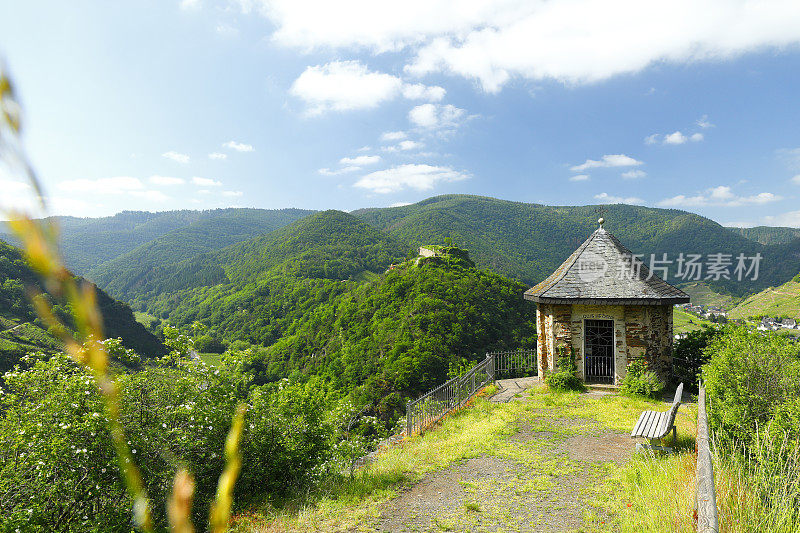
[714,429,800,533]
[1,66,246,531]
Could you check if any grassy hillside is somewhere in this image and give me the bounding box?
[0,239,166,374]
[353,195,797,296]
[678,281,740,309]
[87,208,313,301]
[672,307,715,334]
[727,226,800,245]
[728,274,800,320]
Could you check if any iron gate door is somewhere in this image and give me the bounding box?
[584,319,614,383]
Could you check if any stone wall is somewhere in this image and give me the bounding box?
[537,302,674,385]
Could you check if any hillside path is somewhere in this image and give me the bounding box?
[370,384,633,533]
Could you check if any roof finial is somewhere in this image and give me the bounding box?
[595,206,606,229]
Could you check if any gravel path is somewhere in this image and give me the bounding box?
[370,384,632,532]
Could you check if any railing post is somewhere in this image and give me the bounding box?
[696,386,718,533]
[406,400,412,437]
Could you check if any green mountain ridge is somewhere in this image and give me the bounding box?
[0,240,166,374]
[727,226,800,245]
[353,195,800,296]
[143,210,410,347]
[87,208,314,302]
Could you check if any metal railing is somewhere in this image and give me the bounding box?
[405,349,537,436]
[696,386,719,532]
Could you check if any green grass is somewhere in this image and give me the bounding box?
[679,281,740,310]
[673,308,715,334]
[232,386,698,532]
[199,353,223,366]
[728,278,800,321]
[133,311,160,328]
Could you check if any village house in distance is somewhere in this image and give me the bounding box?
[524,219,690,385]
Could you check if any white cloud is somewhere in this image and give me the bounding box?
[663,131,689,145]
[357,145,372,152]
[209,152,228,160]
[401,83,446,101]
[223,141,254,152]
[381,131,407,141]
[0,178,35,214]
[398,140,424,151]
[222,190,244,197]
[408,103,465,129]
[569,174,589,182]
[148,175,185,186]
[354,163,469,194]
[390,201,412,207]
[290,60,444,115]
[594,192,643,205]
[646,128,704,146]
[192,177,222,186]
[764,210,800,228]
[180,0,200,10]
[696,115,714,129]
[162,151,190,164]
[319,166,361,176]
[658,186,782,207]
[791,174,800,184]
[239,0,800,93]
[340,155,381,166]
[621,170,647,179]
[570,154,643,172]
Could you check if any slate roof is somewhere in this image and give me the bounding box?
[524,226,690,305]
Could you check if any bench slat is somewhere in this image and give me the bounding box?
[648,413,666,438]
[631,411,649,437]
[634,410,657,438]
[630,382,684,442]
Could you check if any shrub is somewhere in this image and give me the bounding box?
[672,325,723,391]
[702,326,800,446]
[621,358,665,398]
[545,346,584,392]
[0,353,335,531]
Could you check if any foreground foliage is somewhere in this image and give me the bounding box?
[0,354,334,531]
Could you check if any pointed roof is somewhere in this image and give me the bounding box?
[524,225,690,305]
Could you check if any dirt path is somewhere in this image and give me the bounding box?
[370,384,632,532]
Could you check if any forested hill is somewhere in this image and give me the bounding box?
[86,208,314,300]
[0,240,166,374]
[1,207,314,274]
[727,225,800,245]
[136,211,410,348]
[353,195,800,296]
[107,210,410,307]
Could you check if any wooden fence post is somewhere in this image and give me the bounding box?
[696,386,719,533]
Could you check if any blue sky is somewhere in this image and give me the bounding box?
[2,1,800,226]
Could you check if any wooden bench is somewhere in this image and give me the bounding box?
[630,382,683,452]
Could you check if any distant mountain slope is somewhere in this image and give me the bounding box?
[353,194,800,296]
[87,208,314,300]
[140,211,411,345]
[728,273,800,320]
[2,208,315,274]
[727,226,800,245]
[0,239,166,373]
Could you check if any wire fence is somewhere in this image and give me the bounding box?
[405,349,537,436]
